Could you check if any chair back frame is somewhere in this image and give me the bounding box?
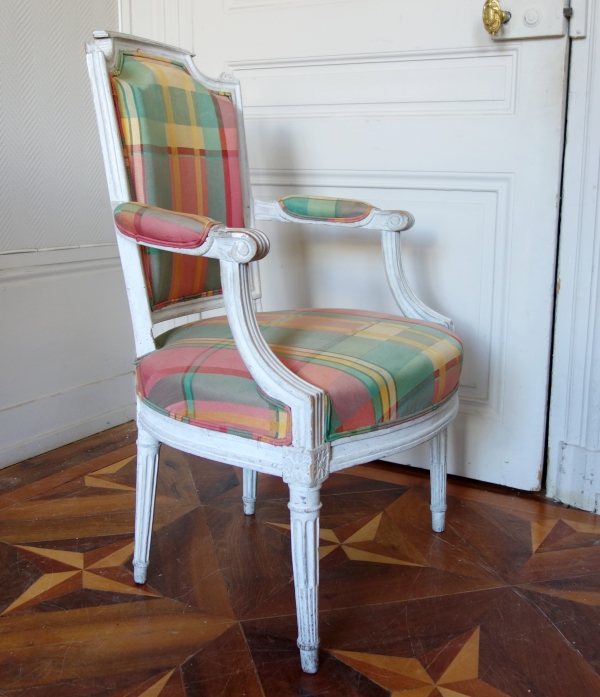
[86,30,262,357]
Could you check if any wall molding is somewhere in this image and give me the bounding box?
[251,167,514,421]
[0,372,135,470]
[548,0,600,511]
[229,47,519,119]
[0,244,120,287]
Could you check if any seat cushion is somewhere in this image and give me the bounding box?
[136,309,463,445]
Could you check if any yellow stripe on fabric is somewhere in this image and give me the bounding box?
[169,250,185,305]
[193,254,206,296]
[269,319,373,334]
[114,79,142,147]
[360,328,460,357]
[187,409,283,434]
[269,344,396,420]
[277,410,288,439]
[357,323,461,346]
[183,77,205,215]
[421,339,462,402]
[142,61,185,211]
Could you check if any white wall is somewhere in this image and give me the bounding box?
[548,2,600,512]
[0,0,136,467]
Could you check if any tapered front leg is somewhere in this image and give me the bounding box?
[430,429,447,533]
[288,484,322,674]
[242,468,257,515]
[133,426,160,584]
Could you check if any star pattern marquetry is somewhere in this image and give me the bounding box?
[530,516,600,553]
[1,426,600,696]
[133,669,177,697]
[267,511,427,567]
[328,627,511,697]
[3,538,160,614]
[84,452,137,491]
[265,488,504,593]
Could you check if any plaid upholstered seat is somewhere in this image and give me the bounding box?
[136,309,463,444]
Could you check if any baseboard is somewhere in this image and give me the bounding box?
[0,373,136,469]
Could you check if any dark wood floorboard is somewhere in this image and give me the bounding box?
[0,423,599,696]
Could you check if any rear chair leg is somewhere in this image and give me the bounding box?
[288,484,321,674]
[242,468,257,515]
[133,425,160,584]
[430,429,447,533]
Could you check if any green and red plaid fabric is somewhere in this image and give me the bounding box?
[114,202,219,249]
[136,309,463,444]
[279,196,372,223]
[111,51,244,309]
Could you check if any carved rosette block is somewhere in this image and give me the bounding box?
[288,484,322,673]
[242,468,257,515]
[430,429,448,533]
[133,427,160,584]
[282,444,330,488]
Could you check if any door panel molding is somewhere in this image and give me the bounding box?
[229,47,519,118]
[251,168,514,421]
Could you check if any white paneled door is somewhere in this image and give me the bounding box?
[126,0,569,490]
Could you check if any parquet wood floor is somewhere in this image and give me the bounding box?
[1,423,599,696]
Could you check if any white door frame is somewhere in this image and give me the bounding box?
[548,0,600,512]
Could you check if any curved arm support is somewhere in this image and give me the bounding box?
[219,260,327,451]
[381,229,453,330]
[254,198,414,232]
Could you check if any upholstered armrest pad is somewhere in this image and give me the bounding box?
[114,202,222,249]
[278,195,372,223]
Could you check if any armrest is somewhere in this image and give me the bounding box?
[254,196,451,329]
[114,202,220,249]
[254,196,414,232]
[113,201,269,263]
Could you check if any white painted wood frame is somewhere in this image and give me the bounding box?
[548,0,600,514]
[86,31,461,672]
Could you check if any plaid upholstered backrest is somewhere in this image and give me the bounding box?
[111,51,244,310]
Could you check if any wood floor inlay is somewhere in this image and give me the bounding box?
[0,422,599,695]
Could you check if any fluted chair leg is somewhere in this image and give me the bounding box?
[133,425,160,584]
[242,468,257,515]
[430,429,448,533]
[288,484,322,673]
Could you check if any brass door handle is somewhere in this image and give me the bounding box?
[483,0,512,35]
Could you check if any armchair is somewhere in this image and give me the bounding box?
[86,31,463,674]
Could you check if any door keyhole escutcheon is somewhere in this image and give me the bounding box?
[483,0,512,35]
